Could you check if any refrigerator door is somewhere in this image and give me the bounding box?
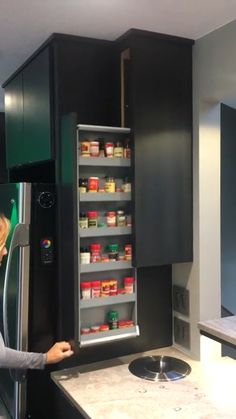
[0,183,31,419]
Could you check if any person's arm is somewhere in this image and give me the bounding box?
[0,333,73,369]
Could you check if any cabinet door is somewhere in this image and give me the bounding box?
[125,35,193,267]
[4,73,24,167]
[23,47,52,163]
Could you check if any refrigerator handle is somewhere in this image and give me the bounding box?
[3,223,29,347]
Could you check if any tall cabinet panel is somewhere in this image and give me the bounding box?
[4,72,24,167]
[118,31,193,267]
[3,47,53,168]
[23,47,52,163]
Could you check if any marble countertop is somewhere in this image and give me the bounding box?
[51,346,236,418]
[198,315,236,347]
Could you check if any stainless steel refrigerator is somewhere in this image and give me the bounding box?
[0,182,57,419]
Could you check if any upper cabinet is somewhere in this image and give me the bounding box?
[117,30,193,266]
[4,47,52,167]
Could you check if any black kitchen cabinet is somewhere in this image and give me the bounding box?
[117,30,193,267]
[4,47,52,167]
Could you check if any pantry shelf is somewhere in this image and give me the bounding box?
[80,261,132,273]
[80,192,131,202]
[79,226,132,237]
[79,157,131,167]
[80,325,140,347]
[77,124,131,134]
[80,293,136,309]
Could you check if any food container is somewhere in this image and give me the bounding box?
[116,210,126,226]
[88,177,99,192]
[80,140,90,157]
[105,142,114,157]
[107,310,118,329]
[81,327,90,335]
[101,280,110,297]
[79,212,88,229]
[107,243,119,261]
[90,325,100,333]
[109,279,118,296]
[90,141,100,157]
[124,244,132,261]
[80,247,90,264]
[87,211,98,228]
[91,281,101,298]
[90,243,102,263]
[80,282,91,299]
[99,324,109,332]
[104,177,115,193]
[124,277,135,294]
[106,211,116,227]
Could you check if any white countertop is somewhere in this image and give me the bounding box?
[198,315,236,347]
[51,346,236,418]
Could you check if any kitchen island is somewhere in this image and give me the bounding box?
[51,346,236,418]
[198,315,236,348]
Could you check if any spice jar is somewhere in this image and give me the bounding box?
[80,282,91,299]
[87,211,98,228]
[98,138,105,157]
[79,178,88,193]
[107,243,119,261]
[116,210,126,227]
[114,140,124,158]
[106,211,116,227]
[99,324,109,332]
[90,243,102,263]
[88,176,99,192]
[107,310,118,329]
[123,138,131,158]
[79,212,88,229]
[80,140,90,157]
[124,244,132,261]
[105,176,116,193]
[90,140,100,157]
[91,281,101,298]
[109,279,118,296]
[124,277,135,294]
[90,325,100,333]
[105,142,114,158]
[81,327,90,335]
[80,247,90,264]
[122,177,131,193]
[101,280,110,297]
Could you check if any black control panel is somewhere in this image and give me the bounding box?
[40,237,53,264]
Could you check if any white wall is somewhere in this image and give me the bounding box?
[173,20,236,360]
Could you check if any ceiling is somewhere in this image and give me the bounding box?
[0,0,236,111]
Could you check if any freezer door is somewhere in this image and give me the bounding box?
[0,183,30,419]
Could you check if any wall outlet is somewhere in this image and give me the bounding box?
[174,317,190,349]
[173,285,189,316]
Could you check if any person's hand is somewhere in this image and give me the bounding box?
[45,341,74,364]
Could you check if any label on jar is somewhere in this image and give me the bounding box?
[79,218,88,229]
[114,147,124,158]
[90,141,100,157]
[88,177,99,192]
[81,141,90,156]
[88,218,98,228]
[105,181,115,193]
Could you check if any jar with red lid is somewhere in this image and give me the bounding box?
[88,177,99,192]
[87,211,98,228]
[106,211,116,227]
[105,142,114,158]
[99,324,109,332]
[90,243,102,263]
[90,325,100,333]
[81,327,90,335]
[80,282,91,299]
[90,141,100,157]
[91,281,101,298]
[124,277,135,294]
